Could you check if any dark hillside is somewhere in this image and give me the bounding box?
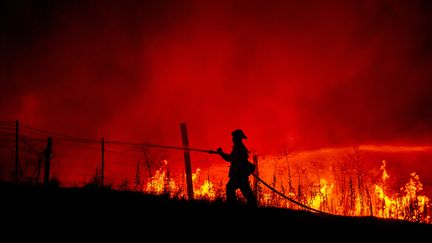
[1,182,430,240]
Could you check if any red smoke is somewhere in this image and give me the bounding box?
[1,0,432,154]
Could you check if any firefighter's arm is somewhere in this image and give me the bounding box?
[216,148,231,162]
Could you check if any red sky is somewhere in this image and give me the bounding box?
[1,0,432,154]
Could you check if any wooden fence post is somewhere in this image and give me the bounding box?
[180,123,194,200]
[101,137,104,187]
[44,137,52,186]
[15,120,19,183]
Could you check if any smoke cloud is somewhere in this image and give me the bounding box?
[1,0,432,153]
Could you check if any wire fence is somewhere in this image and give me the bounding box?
[0,121,226,193]
[0,121,17,182]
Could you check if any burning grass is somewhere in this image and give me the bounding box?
[141,154,431,223]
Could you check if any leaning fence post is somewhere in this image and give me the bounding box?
[15,120,19,183]
[101,137,104,187]
[180,123,194,200]
[44,137,52,186]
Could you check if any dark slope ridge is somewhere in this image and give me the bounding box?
[1,182,430,240]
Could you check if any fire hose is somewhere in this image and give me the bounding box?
[250,173,329,215]
[132,143,329,215]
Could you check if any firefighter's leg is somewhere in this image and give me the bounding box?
[226,179,238,205]
[240,179,257,207]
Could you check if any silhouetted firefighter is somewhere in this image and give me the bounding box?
[213,129,257,207]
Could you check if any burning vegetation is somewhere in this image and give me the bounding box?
[143,157,430,224]
[145,160,219,200]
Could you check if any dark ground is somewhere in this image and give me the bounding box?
[1,182,430,241]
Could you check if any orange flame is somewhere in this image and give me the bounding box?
[145,160,216,200]
[380,160,390,182]
[310,179,334,210]
[373,161,430,222]
[145,160,177,196]
[143,159,430,223]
